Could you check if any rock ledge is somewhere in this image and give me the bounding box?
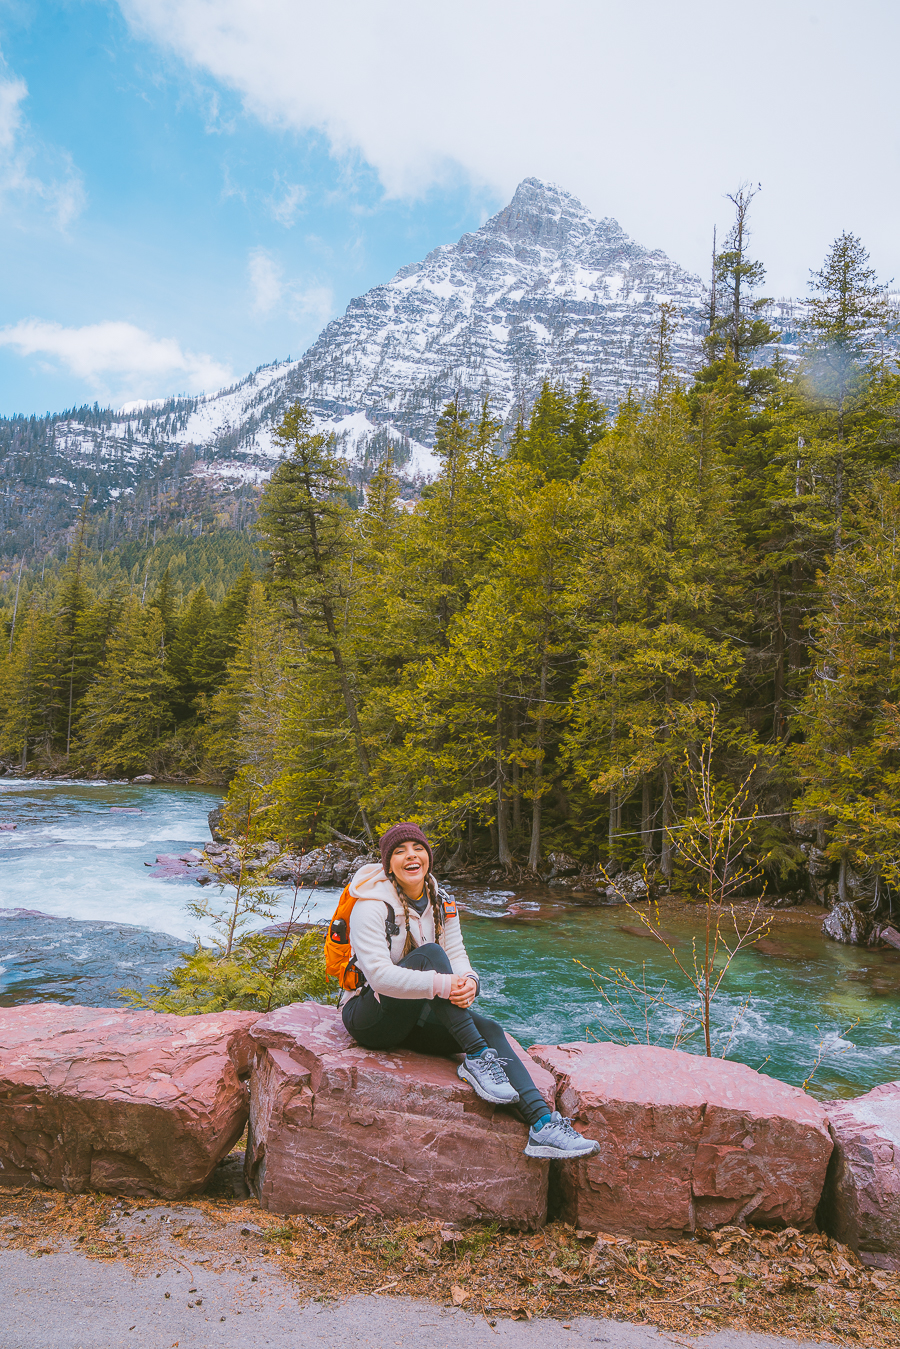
[530,1040,833,1238]
[245,1001,553,1227]
[0,1004,257,1198]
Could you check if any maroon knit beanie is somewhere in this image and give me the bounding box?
[379,822,433,875]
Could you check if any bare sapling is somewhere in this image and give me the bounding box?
[576,958,701,1050]
[599,715,771,1056]
[187,795,278,956]
[261,850,317,1012]
[801,1015,861,1092]
[122,811,334,1012]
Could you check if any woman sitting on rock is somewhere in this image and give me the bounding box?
[340,822,599,1160]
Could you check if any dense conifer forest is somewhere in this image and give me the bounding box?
[2,218,899,907]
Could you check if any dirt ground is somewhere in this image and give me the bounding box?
[1,1157,897,1347]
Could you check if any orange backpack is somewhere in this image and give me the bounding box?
[324,884,459,990]
[324,884,399,990]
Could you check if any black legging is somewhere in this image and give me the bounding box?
[341,942,549,1127]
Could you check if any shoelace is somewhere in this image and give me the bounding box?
[473,1049,512,1084]
[537,1113,580,1137]
[554,1115,582,1138]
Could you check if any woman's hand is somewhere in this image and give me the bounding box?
[449,975,477,1008]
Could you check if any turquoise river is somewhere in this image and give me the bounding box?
[1,779,898,1102]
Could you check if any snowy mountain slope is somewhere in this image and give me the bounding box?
[100,176,716,471]
[56,179,719,465]
[281,176,711,444]
[2,177,799,555]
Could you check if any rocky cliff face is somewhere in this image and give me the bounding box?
[277,176,709,445]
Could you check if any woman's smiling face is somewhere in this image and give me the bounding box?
[389,840,430,892]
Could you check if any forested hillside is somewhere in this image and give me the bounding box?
[2,227,898,911]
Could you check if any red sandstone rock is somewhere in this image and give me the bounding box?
[245,1001,554,1227]
[820,1081,900,1269]
[530,1041,832,1238]
[0,1004,257,1198]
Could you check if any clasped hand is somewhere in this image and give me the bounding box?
[449,975,477,1008]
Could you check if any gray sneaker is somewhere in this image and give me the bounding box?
[457,1049,520,1105]
[524,1111,600,1159]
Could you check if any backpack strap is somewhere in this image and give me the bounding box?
[384,902,400,947]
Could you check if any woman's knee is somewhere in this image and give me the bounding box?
[471,1013,505,1045]
[401,942,452,973]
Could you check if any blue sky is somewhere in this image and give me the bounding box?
[0,1,498,413]
[0,1,897,415]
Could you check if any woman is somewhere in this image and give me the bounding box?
[340,822,599,1159]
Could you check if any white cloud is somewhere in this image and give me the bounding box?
[0,319,231,403]
[0,64,86,229]
[248,246,333,325]
[290,282,333,328]
[249,247,282,313]
[0,73,26,153]
[118,0,900,296]
[268,177,305,227]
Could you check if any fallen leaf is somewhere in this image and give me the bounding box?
[547,1266,577,1286]
[509,1309,532,1321]
[451,1285,470,1306]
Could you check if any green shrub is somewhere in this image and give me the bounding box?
[122,927,336,1014]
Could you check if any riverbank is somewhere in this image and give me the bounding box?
[0,1176,895,1346]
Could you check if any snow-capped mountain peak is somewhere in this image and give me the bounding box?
[3,179,727,546]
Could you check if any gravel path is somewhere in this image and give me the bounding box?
[1,1248,841,1349]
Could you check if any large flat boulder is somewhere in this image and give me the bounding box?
[530,1040,832,1239]
[819,1081,900,1269]
[0,1004,257,1198]
[245,1001,554,1227]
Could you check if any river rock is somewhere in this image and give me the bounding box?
[819,1081,900,1269]
[545,851,581,878]
[245,1001,553,1227]
[0,1004,258,1198]
[822,901,878,946]
[208,806,228,842]
[269,844,372,887]
[132,774,155,783]
[604,870,649,902]
[529,1040,832,1238]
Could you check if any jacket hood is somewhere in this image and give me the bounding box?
[348,862,395,902]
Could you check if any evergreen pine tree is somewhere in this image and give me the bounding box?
[798,232,897,547]
[794,474,900,897]
[509,376,606,479]
[256,402,374,839]
[707,183,779,365]
[564,326,748,876]
[149,565,178,649]
[168,585,215,718]
[76,601,177,775]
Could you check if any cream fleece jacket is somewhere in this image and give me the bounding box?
[346,863,478,1001]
